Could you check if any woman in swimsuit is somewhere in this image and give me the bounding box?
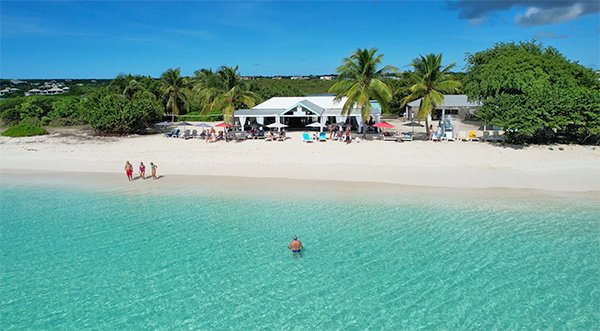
[150,162,158,180]
[139,162,146,180]
[125,161,133,181]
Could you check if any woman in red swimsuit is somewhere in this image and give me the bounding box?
[125,161,133,181]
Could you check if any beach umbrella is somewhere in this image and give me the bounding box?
[372,121,394,129]
[306,121,328,132]
[194,122,212,128]
[403,121,424,134]
[175,121,193,132]
[155,121,172,133]
[306,122,328,128]
[249,122,265,129]
[266,122,288,128]
[215,122,232,128]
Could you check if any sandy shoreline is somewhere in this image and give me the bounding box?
[1,129,599,194]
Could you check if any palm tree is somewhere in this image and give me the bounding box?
[400,53,460,136]
[196,65,258,125]
[160,68,189,121]
[328,48,396,137]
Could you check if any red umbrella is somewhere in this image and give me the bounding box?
[215,122,232,128]
[372,121,394,129]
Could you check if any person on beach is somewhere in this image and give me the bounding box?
[124,161,133,181]
[139,162,146,180]
[150,162,158,179]
[288,235,302,255]
[428,124,433,140]
[345,127,351,144]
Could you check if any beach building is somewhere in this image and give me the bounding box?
[407,94,481,120]
[234,96,381,131]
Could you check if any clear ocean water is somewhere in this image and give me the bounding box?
[1,180,599,330]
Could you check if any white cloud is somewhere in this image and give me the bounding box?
[516,3,586,26]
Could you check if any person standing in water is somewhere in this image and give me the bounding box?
[139,162,146,180]
[124,161,133,181]
[150,162,158,179]
[288,235,303,255]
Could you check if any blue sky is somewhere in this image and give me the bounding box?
[1,1,598,78]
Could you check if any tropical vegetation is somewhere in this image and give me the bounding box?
[1,123,48,137]
[463,41,600,144]
[400,53,461,136]
[194,66,259,124]
[328,48,396,137]
[2,42,598,144]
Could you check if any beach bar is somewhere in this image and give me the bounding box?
[234,96,381,132]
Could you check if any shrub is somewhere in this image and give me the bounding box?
[86,91,162,134]
[1,123,48,137]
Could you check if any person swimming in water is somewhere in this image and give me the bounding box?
[288,235,302,254]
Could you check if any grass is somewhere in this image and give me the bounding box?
[1,123,48,137]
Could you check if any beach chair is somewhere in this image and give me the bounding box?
[190,129,198,139]
[399,132,413,142]
[492,131,504,142]
[302,132,313,143]
[182,129,192,139]
[234,132,247,141]
[318,131,327,142]
[468,131,478,141]
[383,131,397,141]
[482,131,491,142]
[164,128,179,138]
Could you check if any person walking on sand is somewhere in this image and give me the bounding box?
[139,162,146,180]
[150,162,158,179]
[345,127,351,144]
[125,161,133,181]
[288,235,303,255]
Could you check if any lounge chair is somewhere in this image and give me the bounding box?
[383,131,397,141]
[482,131,491,142]
[234,132,247,141]
[182,129,192,139]
[302,132,313,143]
[398,132,413,142]
[492,131,504,142]
[164,128,180,138]
[189,129,198,139]
[443,131,455,141]
[318,131,327,142]
[468,131,478,141]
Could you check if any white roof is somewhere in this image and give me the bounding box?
[235,96,381,117]
[28,89,41,92]
[253,96,348,110]
[407,94,481,108]
[48,87,63,92]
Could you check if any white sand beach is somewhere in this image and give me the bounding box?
[1,125,599,194]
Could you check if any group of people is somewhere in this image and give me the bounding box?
[328,125,352,143]
[124,161,158,181]
[204,128,226,143]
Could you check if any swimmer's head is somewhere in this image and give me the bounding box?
[293,235,298,240]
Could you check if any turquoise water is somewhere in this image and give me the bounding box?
[1,182,599,329]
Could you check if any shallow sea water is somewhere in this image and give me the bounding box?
[1,178,599,330]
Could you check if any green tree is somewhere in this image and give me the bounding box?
[49,97,85,125]
[329,48,396,137]
[400,53,461,135]
[195,66,258,124]
[464,41,600,144]
[86,91,162,134]
[160,68,189,121]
